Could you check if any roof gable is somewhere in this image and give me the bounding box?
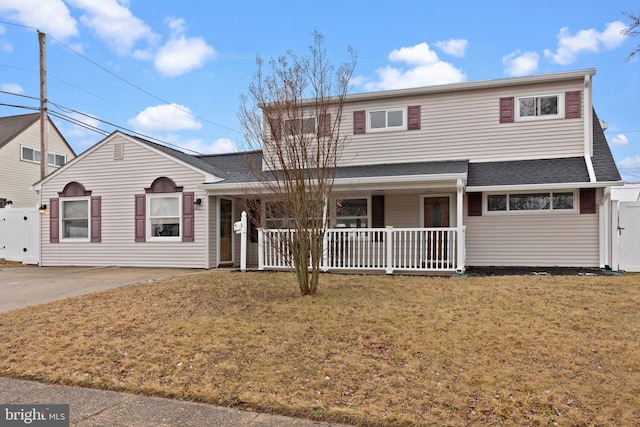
[0,113,40,149]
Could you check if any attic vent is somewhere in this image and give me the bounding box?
[114,142,124,160]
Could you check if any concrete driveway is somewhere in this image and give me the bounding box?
[0,266,201,312]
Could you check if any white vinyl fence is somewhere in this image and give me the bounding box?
[0,207,40,264]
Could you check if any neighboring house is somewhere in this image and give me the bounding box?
[33,69,622,272]
[0,113,76,208]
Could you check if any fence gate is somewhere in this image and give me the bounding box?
[0,207,40,265]
[615,202,640,272]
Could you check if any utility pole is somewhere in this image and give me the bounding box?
[38,31,47,180]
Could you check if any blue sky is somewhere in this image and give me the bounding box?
[0,0,639,181]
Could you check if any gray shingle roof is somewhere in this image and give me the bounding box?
[591,110,622,182]
[0,113,39,149]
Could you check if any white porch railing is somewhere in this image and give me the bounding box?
[257,226,465,273]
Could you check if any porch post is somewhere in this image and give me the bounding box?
[456,179,465,272]
[385,226,394,274]
[258,228,265,270]
[240,211,247,272]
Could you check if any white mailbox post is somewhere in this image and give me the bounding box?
[234,211,247,272]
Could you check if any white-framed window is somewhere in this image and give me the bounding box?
[284,116,316,137]
[367,107,406,132]
[485,191,575,214]
[265,201,292,229]
[61,198,90,241]
[516,94,564,121]
[147,194,182,240]
[335,197,369,228]
[21,145,66,167]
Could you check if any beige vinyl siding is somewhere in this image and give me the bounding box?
[0,120,75,207]
[464,193,599,267]
[40,135,208,268]
[384,193,420,227]
[339,79,585,167]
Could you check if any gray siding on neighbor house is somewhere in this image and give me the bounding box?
[40,134,209,268]
[464,190,600,267]
[338,79,585,168]
[0,119,75,207]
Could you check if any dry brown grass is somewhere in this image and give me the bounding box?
[0,259,28,268]
[0,272,639,426]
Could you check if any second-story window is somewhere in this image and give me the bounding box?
[284,117,316,137]
[516,94,564,120]
[21,145,66,167]
[368,107,406,132]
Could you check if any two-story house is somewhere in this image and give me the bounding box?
[0,113,76,208]
[33,69,622,272]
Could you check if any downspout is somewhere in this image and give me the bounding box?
[583,74,596,183]
[599,187,611,269]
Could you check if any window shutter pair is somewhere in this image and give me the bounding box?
[49,196,101,243]
[134,192,195,242]
[353,106,421,133]
[499,91,582,123]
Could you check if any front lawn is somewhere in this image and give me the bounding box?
[0,272,638,426]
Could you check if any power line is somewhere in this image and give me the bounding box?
[0,102,39,111]
[46,34,241,134]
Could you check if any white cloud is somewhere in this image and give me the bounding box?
[1,82,22,93]
[502,50,539,77]
[362,42,466,91]
[544,21,627,65]
[619,154,640,168]
[0,40,12,52]
[435,39,468,57]
[166,16,186,37]
[66,0,158,55]
[0,0,78,39]
[181,137,238,155]
[153,35,216,77]
[609,134,629,146]
[128,104,202,132]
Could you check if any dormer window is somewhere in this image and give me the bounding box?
[284,117,316,137]
[367,107,406,132]
[516,94,564,121]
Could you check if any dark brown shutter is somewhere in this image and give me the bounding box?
[49,198,59,243]
[580,188,596,214]
[467,193,482,216]
[91,196,101,243]
[269,117,281,140]
[565,91,581,119]
[372,195,385,227]
[319,113,331,137]
[135,194,146,242]
[407,105,421,130]
[499,97,514,123]
[182,192,195,242]
[353,110,365,134]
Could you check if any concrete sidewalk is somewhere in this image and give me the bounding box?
[0,377,349,426]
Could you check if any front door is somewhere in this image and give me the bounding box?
[423,196,450,262]
[219,198,233,265]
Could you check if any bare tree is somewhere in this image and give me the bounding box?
[239,31,356,295]
[623,11,640,61]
